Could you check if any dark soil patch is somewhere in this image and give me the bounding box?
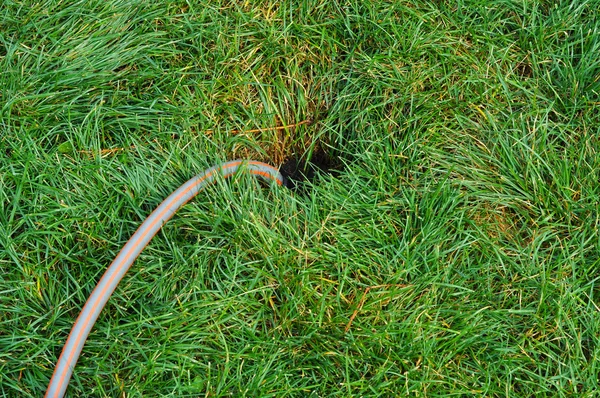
[279,145,344,191]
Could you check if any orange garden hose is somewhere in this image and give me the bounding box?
[45,160,285,398]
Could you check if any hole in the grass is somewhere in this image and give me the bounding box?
[279,145,344,191]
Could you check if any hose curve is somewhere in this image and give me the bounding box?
[45,160,284,398]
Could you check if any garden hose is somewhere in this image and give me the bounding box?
[45,160,285,398]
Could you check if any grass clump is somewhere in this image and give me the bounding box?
[1,0,599,396]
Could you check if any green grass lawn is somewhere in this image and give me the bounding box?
[1,0,599,396]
